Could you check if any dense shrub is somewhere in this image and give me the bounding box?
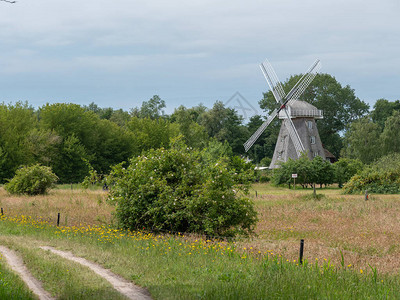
[5,164,58,195]
[343,153,400,194]
[107,138,257,237]
[272,154,334,188]
[333,158,364,188]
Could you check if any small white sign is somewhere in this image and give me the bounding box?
[292,174,298,178]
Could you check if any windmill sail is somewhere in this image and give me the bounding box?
[244,59,321,155]
[282,108,305,157]
[243,108,278,152]
[260,60,286,103]
[285,59,321,106]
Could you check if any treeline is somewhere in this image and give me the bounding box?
[1,73,399,185]
[0,96,253,183]
[341,99,400,164]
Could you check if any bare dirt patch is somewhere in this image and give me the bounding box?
[40,246,152,300]
[0,245,54,300]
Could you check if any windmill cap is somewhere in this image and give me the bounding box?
[278,100,323,119]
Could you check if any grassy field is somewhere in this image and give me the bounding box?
[1,184,400,299]
[248,183,400,274]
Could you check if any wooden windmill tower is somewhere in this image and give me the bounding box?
[244,59,326,168]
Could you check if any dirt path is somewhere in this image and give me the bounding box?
[0,245,55,300]
[39,246,152,300]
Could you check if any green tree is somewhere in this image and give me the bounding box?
[381,110,400,155]
[310,155,334,188]
[371,99,400,130]
[273,154,334,188]
[127,117,179,155]
[333,158,364,188]
[170,105,209,149]
[52,135,90,183]
[39,103,134,180]
[341,117,381,164]
[25,129,61,166]
[259,73,369,157]
[0,102,38,182]
[84,102,131,126]
[199,101,248,156]
[131,95,166,119]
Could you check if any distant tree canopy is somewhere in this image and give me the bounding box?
[0,97,248,184]
[341,99,400,165]
[0,74,398,185]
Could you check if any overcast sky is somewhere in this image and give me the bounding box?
[0,0,399,116]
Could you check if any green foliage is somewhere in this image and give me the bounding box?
[310,156,335,187]
[130,95,166,119]
[343,153,400,194]
[52,135,90,183]
[39,103,134,181]
[0,102,38,182]
[255,169,271,183]
[272,154,334,188]
[371,98,400,129]
[333,158,364,188]
[381,110,400,155]
[81,160,102,189]
[259,156,272,167]
[341,117,381,164]
[5,164,58,195]
[170,105,209,149]
[108,138,257,237]
[127,117,178,155]
[199,101,249,156]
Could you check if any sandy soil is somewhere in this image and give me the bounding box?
[0,245,55,300]
[40,246,152,300]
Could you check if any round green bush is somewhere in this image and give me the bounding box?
[107,139,257,237]
[5,164,58,195]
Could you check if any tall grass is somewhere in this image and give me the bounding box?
[0,260,36,299]
[1,214,400,299]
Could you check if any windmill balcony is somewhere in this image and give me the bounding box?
[279,108,323,119]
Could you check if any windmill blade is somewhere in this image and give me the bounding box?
[285,59,321,106]
[260,60,286,103]
[282,108,305,157]
[244,108,279,152]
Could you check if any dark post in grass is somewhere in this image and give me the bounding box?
[299,239,304,265]
[57,213,60,227]
[255,190,258,198]
[1,207,3,215]
[365,190,368,201]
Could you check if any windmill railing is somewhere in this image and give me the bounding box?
[279,109,323,118]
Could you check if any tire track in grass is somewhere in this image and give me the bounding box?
[0,246,55,300]
[39,246,152,300]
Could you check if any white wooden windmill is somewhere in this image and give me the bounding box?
[244,59,326,168]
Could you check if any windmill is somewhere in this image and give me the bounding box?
[244,59,325,168]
